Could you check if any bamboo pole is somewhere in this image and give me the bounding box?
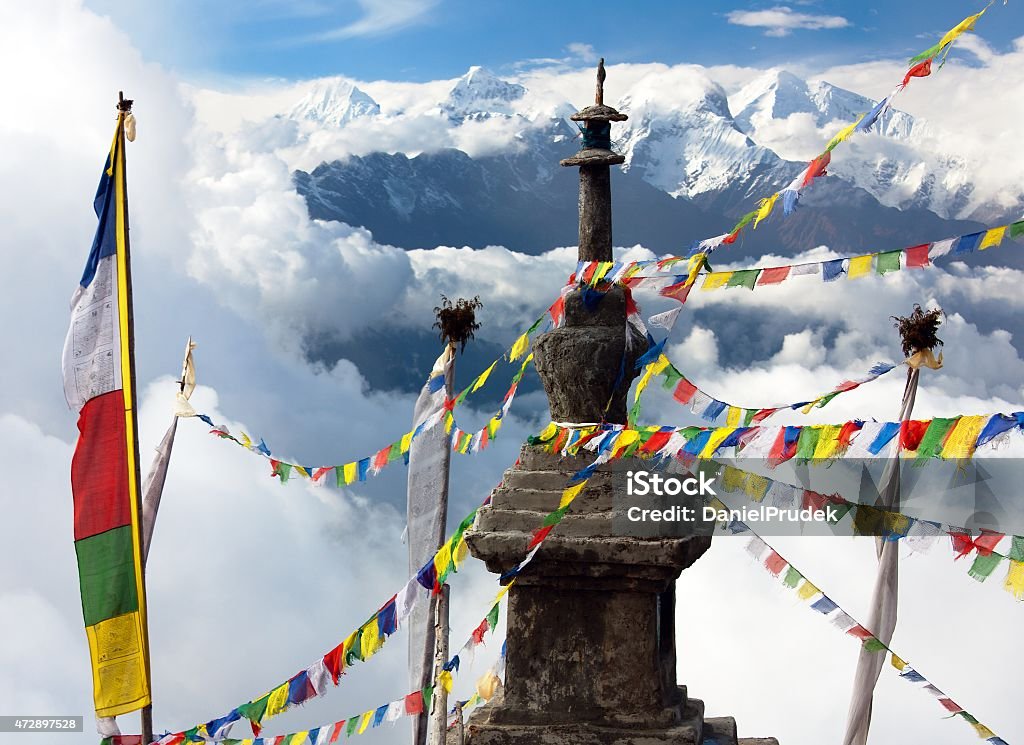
[428,584,450,745]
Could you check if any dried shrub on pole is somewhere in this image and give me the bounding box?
[434,295,482,353]
[892,304,944,356]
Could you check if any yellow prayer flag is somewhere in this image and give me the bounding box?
[890,653,908,671]
[453,536,469,567]
[847,255,873,279]
[939,8,986,51]
[434,542,452,578]
[825,116,863,151]
[358,711,373,734]
[972,723,995,740]
[476,671,501,701]
[439,669,454,693]
[509,333,529,361]
[360,621,382,660]
[941,415,988,460]
[560,481,587,508]
[700,427,735,459]
[753,193,779,229]
[812,425,843,460]
[726,406,742,427]
[613,429,640,453]
[1005,560,1024,601]
[797,580,819,601]
[399,431,413,454]
[495,580,513,601]
[591,261,614,285]
[980,226,1006,250]
[702,271,733,291]
[536,422,558,442]
[343,462,357,485]
[292,733,309,745]
[744,473,770,502]
[444,412,455,435]
[721,465,746,493]
[265,682,290,718]
[472,361,498,392]
[240,432,252,449]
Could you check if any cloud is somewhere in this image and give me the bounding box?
[312,0,438,40]
[726,6,850,37]
[565,42,599,63]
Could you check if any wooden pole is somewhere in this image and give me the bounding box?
[117,90,154,745]
[428,584,451,745]
[413,342,456,745]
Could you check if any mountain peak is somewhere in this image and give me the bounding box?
[288,78,381,127]
[442,66,526,118]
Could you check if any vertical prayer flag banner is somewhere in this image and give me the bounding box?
[61,115,151,717]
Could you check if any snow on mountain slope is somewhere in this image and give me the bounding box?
[287,77,380,126]
[728,69,1017,221]
[440,66,527,120]
[613,67,787,202]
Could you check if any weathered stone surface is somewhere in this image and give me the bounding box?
[533,288,645,424]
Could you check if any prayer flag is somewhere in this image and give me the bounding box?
[62,114,151,718]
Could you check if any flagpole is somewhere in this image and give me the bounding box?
[117,90,154,745]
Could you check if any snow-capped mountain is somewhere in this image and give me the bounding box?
[288,78,380,126]
[613,70,791,212]
[440,66,527,120]
[731,70,917,142]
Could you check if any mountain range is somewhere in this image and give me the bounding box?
[285,65,1017,259]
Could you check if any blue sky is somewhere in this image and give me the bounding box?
[86,0,1023,82]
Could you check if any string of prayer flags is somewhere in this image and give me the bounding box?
[714,463,1024,602]
[532,412,1024,469]
[634,355,902,427]
[196,351,535,491]
[569,222,1024,305]
[158,598,509,744]
[728,512,1007,744]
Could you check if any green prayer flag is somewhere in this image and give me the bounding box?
[783,566,802,588]
[795,427,821,462]
[862,637,887,653]
[1009,536,1024,562]
[826,503,852,524]
[742,409,756,426]
[661,365,684,390]
[914,417,958,462]
[876,250,901,275]
[486,602,500,631]
[543,506,569,527]
[422,686,435,714]
[346,717,359,736]
[726,269,760,290]
[968,552,1003,582]
[909,42,942,65]
[1010,220,1024,239]
[275,462,292,483]
[346,630,363,665]
[237,694,271,727]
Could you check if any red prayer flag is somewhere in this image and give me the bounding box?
[549,296,565,326]
[902,58,932,88]
[950,532,976,559]
[672,379,698,404]
[323,642,345,684]
[312,466,331,483]
[756,266,791,286]
[372,446,391,470]
[904,243,931,268]
[764,551,787,576]
[801,151,831,188]
[527,525,554,550]
[330,721,345,742]
[471,617,489,645]
[974,530,1005,556]
[404,691,425,715]
[938,698,963,713]
[641,431,673,454]
[836,420,863,452]
[899,420,930,452]
[660,281,692,304]
[750,408,778,423]
[847,625,874,640]
[722,230,740,244]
